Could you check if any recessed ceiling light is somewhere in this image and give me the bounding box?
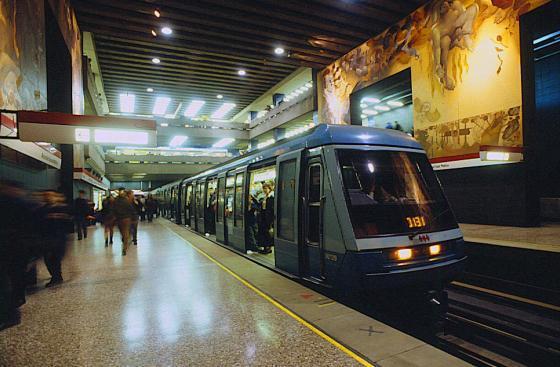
[169,135,188,147]
[362,97,380,104]
[146,88,154,92]
[387,100,404,107]
[274,47,285,55]
[152,58,161,64]
[161,27,172,35]
[216,94,223,99]
[374,105,390,111]
[153,96,171,115]
[119,93,135,113]
[237,69,246,76]
[151,30,157,37]
[184,100,205,117]
[211,103,236,119]
[154,9,161,18]
[362,109,378,115]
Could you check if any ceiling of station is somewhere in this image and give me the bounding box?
[72,0,425,119]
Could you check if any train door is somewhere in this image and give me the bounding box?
[304,159,325,279]
[205,178,217,235]
[180,183,186,225]
[191,181,198,231]
[185,184,193,227]
[224,173,235,246]
[229,168,247,252]
[216,173,226,243]
[196,179,207,234]
[274,149,303,275]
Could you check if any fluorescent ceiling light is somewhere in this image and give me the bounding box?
[94,129,149,145]
[237,69,246,76]
[146,88,154,92]
[360,103,367,109]
[362,97,380,103]
[305,82,313,88]
[211,103,236,119]
[387,100,404,107]
[169,135,188,147]
[362,109,378,115]
[274,47,285,55]
[119,93,135,113]
[75,128,91,143]
[152,58,161,64]
[486,152,510,161]
[161,27,172,35]
[160,123,169,127]
[216,94,223,99]
[213,138,235,148]
[360,114,367,119]
[184,100,205,117]
[153,96,171,115]
[374,105,390,111]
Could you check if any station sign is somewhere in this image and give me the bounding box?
[16,111,157,146]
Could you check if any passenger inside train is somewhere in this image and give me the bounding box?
[247,166,276,255]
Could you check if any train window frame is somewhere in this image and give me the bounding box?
[306,163,322,246]
[217,177,225,223]
[234,173,245,227]
[277,159,297,242]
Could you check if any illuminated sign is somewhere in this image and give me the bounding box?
[406,216,426,228]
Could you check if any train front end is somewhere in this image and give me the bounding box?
[330,144,466,292]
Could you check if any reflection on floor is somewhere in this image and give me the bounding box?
[201,231,276,268]
[460,222,560,252]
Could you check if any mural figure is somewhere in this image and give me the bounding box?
[431,0,479,90]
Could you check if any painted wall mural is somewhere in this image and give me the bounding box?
[0,0,47,111]
[318,0,548,159]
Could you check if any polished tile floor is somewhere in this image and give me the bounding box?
[0,220,361,366]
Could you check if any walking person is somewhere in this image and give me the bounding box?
[73,190,90,240]
[145,194,157,222]
[127,190,141,246]
[113,188,135,256]
[100,195,116,246]
[39,191,72,287]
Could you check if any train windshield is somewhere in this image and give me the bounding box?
[337,149,457,238]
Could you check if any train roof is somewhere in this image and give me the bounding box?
[153,124,423,190]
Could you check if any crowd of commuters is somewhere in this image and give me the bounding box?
[0,182,158,331]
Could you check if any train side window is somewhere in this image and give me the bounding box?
[197,183,204,219]
[307,164,322,245]
[225,175,235,219]
[278,159,297,241]
[234,173,244,227]
[186,185,192,217]
[217,177,225,223]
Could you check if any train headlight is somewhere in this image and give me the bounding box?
[429,244,441,256]
[396,248,412,261]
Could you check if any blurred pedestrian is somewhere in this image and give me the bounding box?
[113,188,135,256]
[127,190,141,246]
[146,194,157,222]
[74,190,90,240]
[100,195,116,246]
[0,180,35,330]
[139,195,146,222]
[38,191,72,287]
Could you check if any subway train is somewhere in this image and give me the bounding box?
[153,124,466,294]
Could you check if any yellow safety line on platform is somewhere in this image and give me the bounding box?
[164,225,374,367]
[452,281,560,312]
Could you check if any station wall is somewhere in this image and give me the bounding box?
[317,0,549,226]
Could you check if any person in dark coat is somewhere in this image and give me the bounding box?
[0,180,35,330]
[257,181,275,254]
[101,195,116,246]
[127,190,141,245]
[38,191,72,287]
[246,194,260,252]
[145,195,157,222]
[74,190,90,240]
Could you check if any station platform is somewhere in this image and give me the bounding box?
[460,222,560,253]
[0,220,469,367]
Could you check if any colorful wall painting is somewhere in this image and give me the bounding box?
[318,0,549,159]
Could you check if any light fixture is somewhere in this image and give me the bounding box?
[152,58,161,64]
[305,82,313,88]
[375,105,391,111]
[153,96,171,115]
[169,135,188,147]
[362,109,378,115]
[360,114,367,119]
[396,248,412,261]
[486,151,510,161]
[154,9,161,17]
[211,103,236,119]
[151,30,157,37]
[360,103,367,109]
[216,94,223,99]
[119,93,135,113]
[161,27,172,35]
[362,97,380,104]
[429,244,442,256]
[75,128,91,143]
[367,162,375,173]
[94,129,149,145]
[237,69,246,76]
[213,138,235,148]
[387,100,404,107]
[184,100,205,117]
[146,88,154,92]
[274,47,285,55]
[160,123,169,127]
